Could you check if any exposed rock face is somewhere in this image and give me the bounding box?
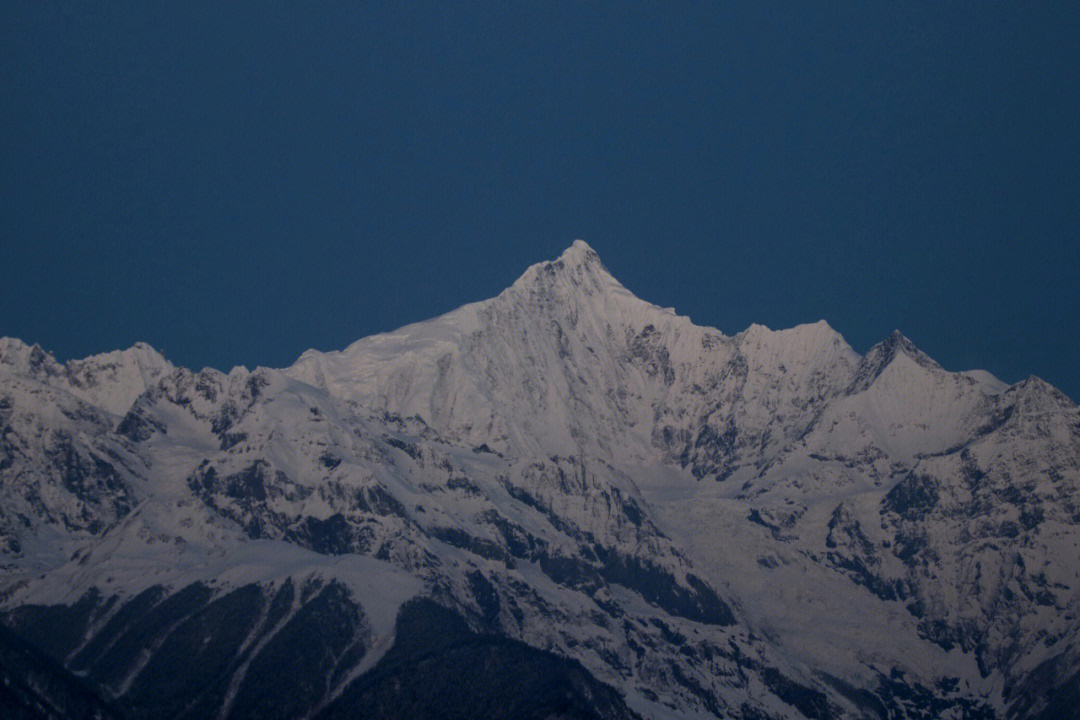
[0,242,1077,719]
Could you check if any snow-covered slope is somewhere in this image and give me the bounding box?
[1,242,1078,720]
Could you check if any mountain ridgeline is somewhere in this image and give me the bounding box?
[1,241,1078,719]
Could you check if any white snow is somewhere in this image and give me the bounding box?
[1,241,1077,719]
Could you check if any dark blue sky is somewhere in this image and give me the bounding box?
[3,3,1079,399]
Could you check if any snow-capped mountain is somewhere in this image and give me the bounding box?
[1,241,1077,719]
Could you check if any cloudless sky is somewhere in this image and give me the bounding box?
[2,2,1079,399]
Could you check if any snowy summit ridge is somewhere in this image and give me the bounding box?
[1,241,1078,720]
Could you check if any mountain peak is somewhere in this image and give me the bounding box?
[545,239,608,279]
[507,240,623,300]
[877,330,935,364]
[1013,374,1076,410]
[559,239,602,267]
[847,329,942,393]
[0,338,173,416]
[0,338,56,375]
